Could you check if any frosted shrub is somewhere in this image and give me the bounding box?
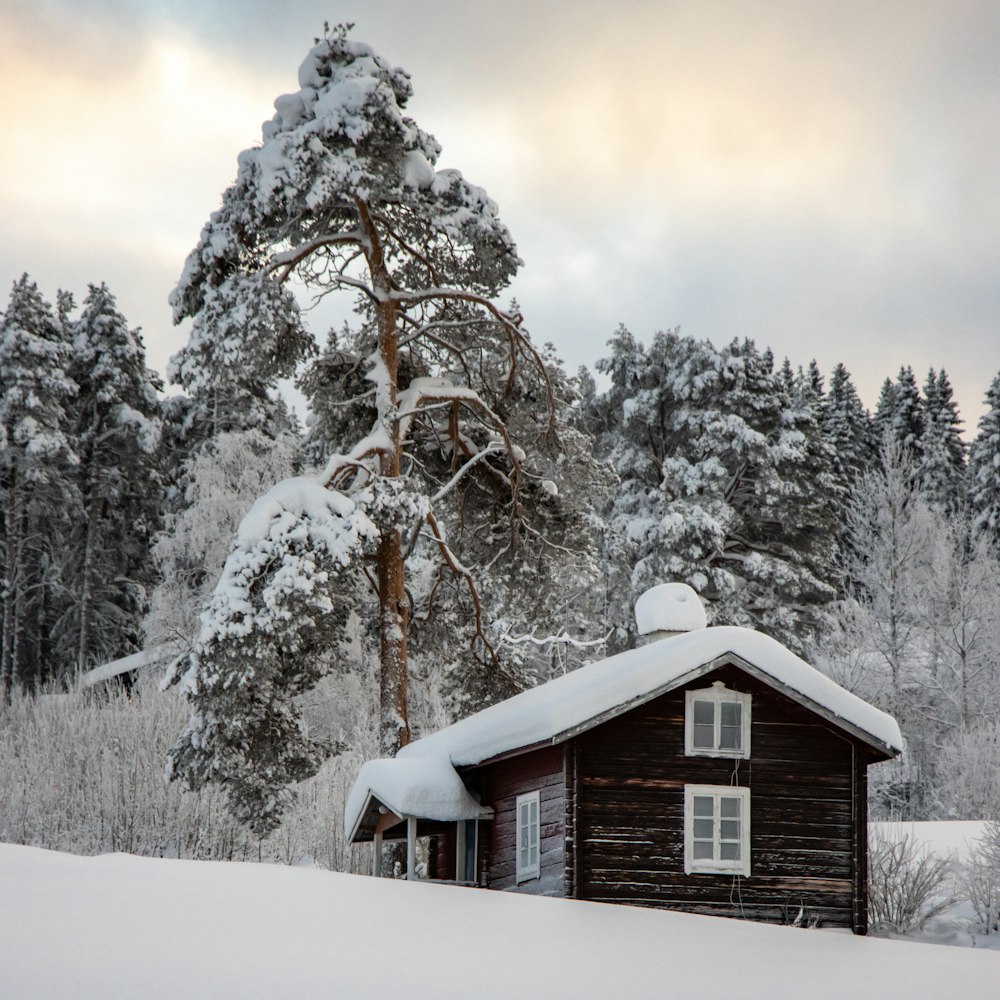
[958,846,1000,935]
[955,820,1000,935]
[868,827,957,934]
[0,681,368,872]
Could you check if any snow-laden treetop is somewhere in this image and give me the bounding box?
[170,24,519,348]
[345,625,903,837]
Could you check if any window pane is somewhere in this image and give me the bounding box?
[720,702,742,727]
[530,799,538,824]
[720,842,741,861]
[720,725,741,750]
[693,723,715,749]
[693,796,714,817]
[693,701,714,725]
[693,841,714,860]
[720,820,740,841]
[693,818,714,839]
[720,797,741,818]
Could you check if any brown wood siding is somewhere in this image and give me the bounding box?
[575,663,862,928]
[429,825,456,882]
[477,744,565,896]
[853,752,870,934]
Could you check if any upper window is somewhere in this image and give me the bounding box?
[684,784,751,875]
[515,791,540,883]
[685,683,751,758]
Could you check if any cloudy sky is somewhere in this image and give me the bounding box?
[2,1,999,429]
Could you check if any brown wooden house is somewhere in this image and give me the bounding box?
[346,585,901,934]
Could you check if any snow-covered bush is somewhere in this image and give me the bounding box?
[957,840,1000,935]
[0,680,371,872]
[868,826,957,934]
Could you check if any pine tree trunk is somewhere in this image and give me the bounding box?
[77,435,102,675]
[361,197,411,757]
[0,468,16,703]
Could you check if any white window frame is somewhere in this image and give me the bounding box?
[685,682,751,758]
[684,784,751,876]
[515,790,541,883]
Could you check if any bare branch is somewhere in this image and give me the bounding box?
[424,512,496,663]
[267,231,363,282]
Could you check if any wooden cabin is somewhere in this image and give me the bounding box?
[346,584,901,934]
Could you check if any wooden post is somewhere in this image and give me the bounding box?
[455,820,466,882]
[407,817,417,880]
[372,831,382,878]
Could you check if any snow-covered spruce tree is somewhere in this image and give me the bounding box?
[875,366,925,471]
[0,276,78,697]
[970,370,1000,542]
[56,284,164,676]
[822,362,875,496]
[165,26,597,831]
[592,329,839,652]
[919,368,966,510]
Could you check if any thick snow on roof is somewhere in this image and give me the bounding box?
[346,754,492,838]
[634,582,707,634]
[346,626,902,837]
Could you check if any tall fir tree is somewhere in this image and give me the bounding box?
[969,370,1000,541]
[919,368,966,510]
[57,284,164,676]
[876,366,925,466]
[823,362,875,493]
[0,275,78,696]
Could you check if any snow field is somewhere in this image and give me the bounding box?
[2,843,999,1000]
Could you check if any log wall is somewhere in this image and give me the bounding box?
[477,744,566,896]
[574,663,866,930]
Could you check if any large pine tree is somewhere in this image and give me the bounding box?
[165,26,603,830]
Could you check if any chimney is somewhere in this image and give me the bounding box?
[634,583,706,643]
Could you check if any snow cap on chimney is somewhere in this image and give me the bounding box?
[635,583,706,639]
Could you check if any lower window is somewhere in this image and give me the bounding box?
[515,791,540,883]
[684,784,750,876]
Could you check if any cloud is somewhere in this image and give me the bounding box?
[1,0,999,430]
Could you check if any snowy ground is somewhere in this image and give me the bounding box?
[3,843,1000,1000]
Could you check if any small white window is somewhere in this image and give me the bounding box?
[685,683,751,758]
[684,784,750,875]
[515,791,540,883]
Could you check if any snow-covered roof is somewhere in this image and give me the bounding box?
[79,643,183,689]
[346,626,902,840]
